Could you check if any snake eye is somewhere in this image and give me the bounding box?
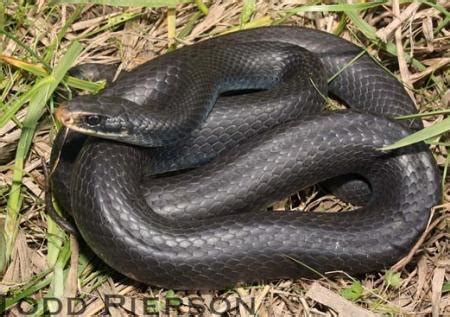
[85,115,102,127]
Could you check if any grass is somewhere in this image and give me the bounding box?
[0,1,449,316]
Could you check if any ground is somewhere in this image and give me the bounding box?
[0,1,449,316]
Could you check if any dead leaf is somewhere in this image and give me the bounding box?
[306,282,375,317]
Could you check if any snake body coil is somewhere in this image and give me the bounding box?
[52,26,440,289]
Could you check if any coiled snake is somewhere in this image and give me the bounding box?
[50,26,440,289]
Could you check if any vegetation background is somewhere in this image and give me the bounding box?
[0,0,448,315]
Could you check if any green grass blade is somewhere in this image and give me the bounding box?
[46,241,71,314]
[221,16,272,35]
[177,11,203,39]
[422,0,449,33]
[65,76,105,93]
[345,7,443,88]
[287,1,386,15]
[382,116,450,150]
[0,55,48,76]
[1,269,53,312]
[345,10,378,41]
[44,6,83,63]
[4,41,82,261]
[422,0,450,19]
[346,7,437,71]
[328,48,368,83]
[194,0,208,15]
[0,78,51,129]
[0,55,104,93]
[46,218,66,267]
[2,278,53,312]
[0,228,6,273]
[240,0,256,26]
[333,15,348,36]
[275,1,386,24]
[0,56,103,129]
[396,109,450,119]
[0,27,50,69]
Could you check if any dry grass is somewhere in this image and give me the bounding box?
[0,1,449,316]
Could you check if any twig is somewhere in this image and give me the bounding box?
[41,157,79,236]
[391,209,445,272]
[393,0,415,102]
[376,2,421,42]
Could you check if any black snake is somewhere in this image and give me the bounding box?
[50,26,440,289]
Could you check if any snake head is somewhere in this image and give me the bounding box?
[56,95,176,147]
[56,95,132,140]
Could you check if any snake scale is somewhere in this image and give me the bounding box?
[50,26,441,289]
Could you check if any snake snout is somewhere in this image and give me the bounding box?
[55,106,74,126]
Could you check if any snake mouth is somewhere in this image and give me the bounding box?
[55,105,130,139]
